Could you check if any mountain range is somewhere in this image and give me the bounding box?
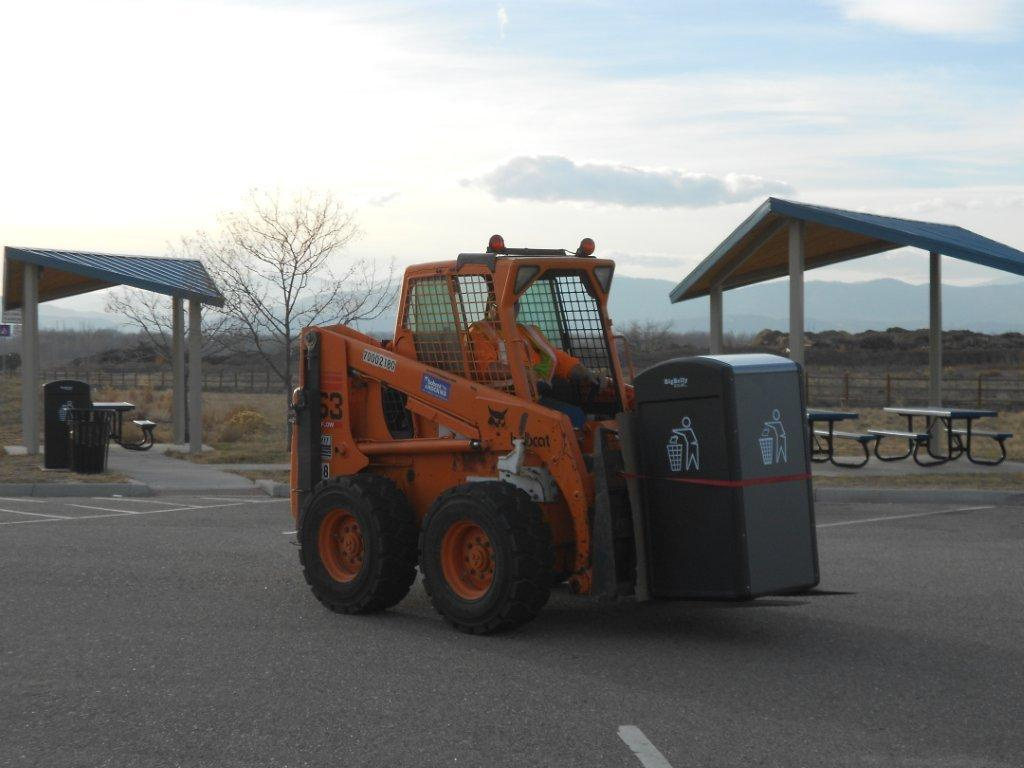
[2,276,1023,334]
[605,276,1024,334]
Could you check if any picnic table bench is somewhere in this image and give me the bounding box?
[806,409,878,468]
[92,401,157,451]
[869,407,1011,466]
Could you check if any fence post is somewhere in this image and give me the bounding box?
[234,371,238,390]
[265,370,270,391]
[885,373,892,406]
[977,374,983,407]
[250,370,255,390]
[843,372,850,406]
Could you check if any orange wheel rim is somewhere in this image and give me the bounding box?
[318,509,364,583]
[441,520,495,600]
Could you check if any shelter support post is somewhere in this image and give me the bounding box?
[929,251,942,407]
[20,264,40,454]
[172,296,186,444]
[709,285,723,354]
[188,299,202,454]
[788,220,805,367]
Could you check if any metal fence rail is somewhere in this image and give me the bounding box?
[807,372,1024,409]
[5,368,1024,407]
[7,369,282,394]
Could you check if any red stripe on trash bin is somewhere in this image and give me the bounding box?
[620,471,811,488]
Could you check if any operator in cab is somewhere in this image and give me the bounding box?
[468,303,604,428]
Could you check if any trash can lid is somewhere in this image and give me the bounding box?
[697,353,798,373]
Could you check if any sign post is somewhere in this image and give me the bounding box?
[0,323,17,374]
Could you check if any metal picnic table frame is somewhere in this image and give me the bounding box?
[91,401,156,451]
[881,406,1001,466]
[806,408,873,468]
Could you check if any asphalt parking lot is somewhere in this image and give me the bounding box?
[1,494,1021,768]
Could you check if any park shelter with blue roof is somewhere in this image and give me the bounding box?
[669,198,1024,408]
[2,247,224,455]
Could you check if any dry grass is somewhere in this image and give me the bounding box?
[814,472,1024,489]
[0,454,129,483]
[0,375,290,464]
[166,443,290,465]
[0,376,22,447]
[230,469,290,483]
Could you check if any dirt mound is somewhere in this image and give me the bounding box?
[752,328,1024,366]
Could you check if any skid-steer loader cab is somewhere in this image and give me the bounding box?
[389,235,630,433]
[289,235,818,634]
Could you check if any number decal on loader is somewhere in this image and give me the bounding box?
[321,463,330,480]
[362,349,397,372]
[320,391,343,420]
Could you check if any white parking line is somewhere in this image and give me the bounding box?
[196,499,264,505]
[70,503,148,514]
[618,726,674,768]
[0,507,71,520]
[0,497,47,503]
[0,498,281,526]
[93,497,191,507]
[817,505,996,528]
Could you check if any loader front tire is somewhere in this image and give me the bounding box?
[299,474,418,614]
[421,482,553,634]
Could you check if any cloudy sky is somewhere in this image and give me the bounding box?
[1,0,1023,315]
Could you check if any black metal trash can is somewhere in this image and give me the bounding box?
[632,353,818,600]
[67,408,112,474]
[43,380,92,469]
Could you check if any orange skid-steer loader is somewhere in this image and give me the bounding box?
[290,235,819,633]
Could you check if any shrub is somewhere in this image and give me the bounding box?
[217,407,268,443]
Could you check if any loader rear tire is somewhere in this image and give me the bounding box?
[299,474,418,614]
[421,482,553,634]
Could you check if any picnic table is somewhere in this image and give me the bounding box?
[870,406,1011,466]
[806,409,878,468]
[92,401,157,451]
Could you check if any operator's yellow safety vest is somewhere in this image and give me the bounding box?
[518,323,559,383]
[468,321,574,386]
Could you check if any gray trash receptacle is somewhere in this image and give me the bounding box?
[68,408,111,474]
[632,353,818,599]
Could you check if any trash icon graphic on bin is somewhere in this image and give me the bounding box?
[667,416,700,471]
[758,408,787,466]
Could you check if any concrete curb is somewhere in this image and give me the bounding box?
[0,482,153,497]
[255,480,290,498]
[815,487,1024,506]
[148,487,265,497]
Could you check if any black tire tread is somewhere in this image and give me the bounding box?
[421,482,553,634]
[299,474,418,614]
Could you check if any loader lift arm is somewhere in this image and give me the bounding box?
[290,322,599,593]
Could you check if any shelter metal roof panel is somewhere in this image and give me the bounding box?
[669,198,1024,302]
[2,247,224,311]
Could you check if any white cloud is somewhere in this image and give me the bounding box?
[497,6,508,37]
[469,156,792,208]
[365,192,401,207]
[864,194,1024,216]
[831,0,1022,36]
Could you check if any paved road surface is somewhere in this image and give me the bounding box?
[1,495,1021,767]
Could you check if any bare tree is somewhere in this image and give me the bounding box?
[187,189,395,402]
[104,288,230,361]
